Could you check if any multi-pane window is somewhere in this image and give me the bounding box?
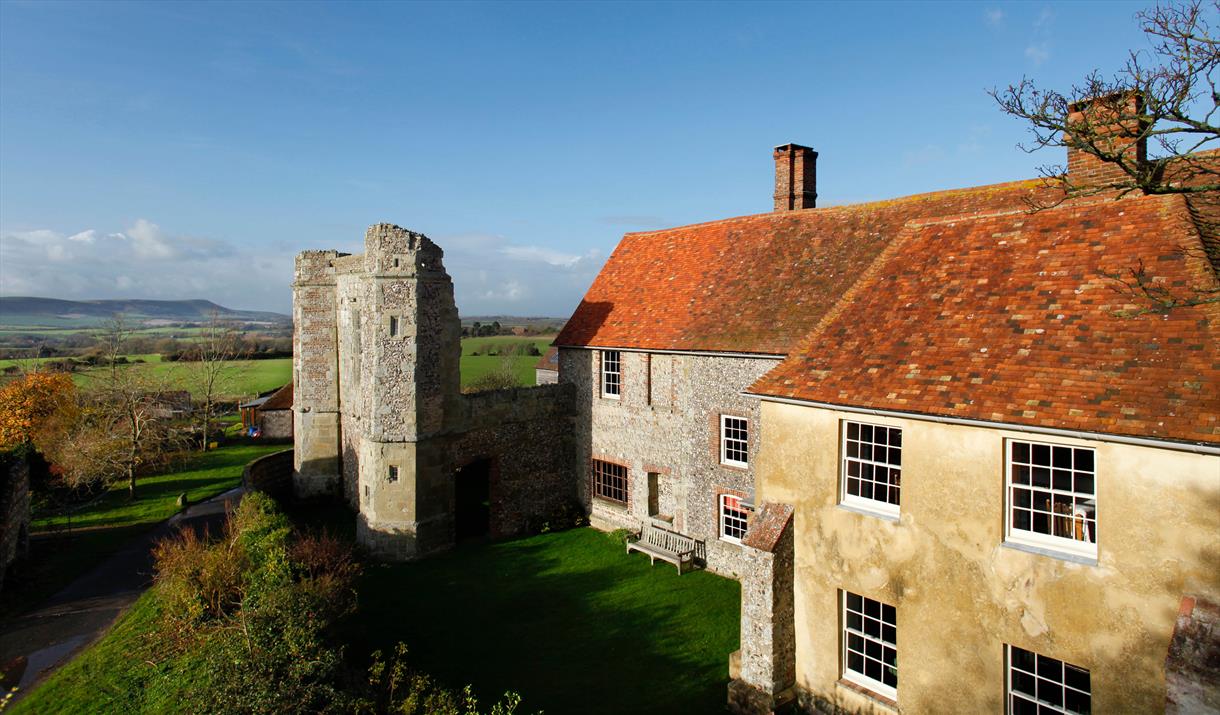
[842,421,902,516]
[591,459,628,504]
[1007,440,1096,557]
[720,416,749,467]
[842,591,897,699]
[1007,645,1091,715]
[720,494,749,543]
[601,350,621,398]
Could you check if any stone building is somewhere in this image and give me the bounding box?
[291,94,1218,712]
[292,225,577,559]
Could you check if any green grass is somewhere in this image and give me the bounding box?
[458,335,553,389]
[0,444,285,619]
[8,587,165,715]
[0,355,291,399]
[350,528,741,714]
[460,334,554,357]
[32,444,286,532]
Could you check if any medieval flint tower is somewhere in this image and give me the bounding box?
[293,224,463,559]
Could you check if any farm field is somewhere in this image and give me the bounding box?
[459,335,554,389]
[0,354,292,399]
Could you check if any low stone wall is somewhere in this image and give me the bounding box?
[243,449,294,500]
[449,382,577,538]
[0,455,31,594]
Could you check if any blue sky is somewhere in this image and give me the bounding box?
[0,0,1160,316]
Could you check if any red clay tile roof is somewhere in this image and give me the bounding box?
[535,346,559,371]
[260,382,293,411]
[555,179,1056,354]
[750,193,1220,445]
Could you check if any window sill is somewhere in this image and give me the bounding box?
[1001,539,1098,566]
[718,461,749,472]
[592,497,628,512]
[837,502,900,523]
[836,678,898,711]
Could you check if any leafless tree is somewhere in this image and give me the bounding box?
[187,311,248,451]
[55,316,186,498]
[991,0,1218,199]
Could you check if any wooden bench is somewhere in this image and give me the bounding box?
[626,524,698,574]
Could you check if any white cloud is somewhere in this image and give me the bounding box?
[0,220,608,318]
[984,8,1004,27]
[0,220,294,313]
[1025,43,1050,66]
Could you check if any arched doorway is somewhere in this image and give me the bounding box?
[454,458,492,541]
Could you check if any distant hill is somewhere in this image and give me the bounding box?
[0,297,290,328]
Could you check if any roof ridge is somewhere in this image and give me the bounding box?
[621,177,1048,238]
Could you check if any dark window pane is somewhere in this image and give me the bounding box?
[861,444,873,461]
[848,461,860,477]
[1012,669,1037,695]
[1075,473,1094,496]
[1074,449,1094,472]
[1064,664,1090,691]
[883,647,896,666]
[848,592,862,611]
[1015,489,1032,508]
[1013,442,1030,463]
[865,598,880,618]
[1037,655,1063,678]
[848,650,863,673]
[1033,511,1050,534]
[891,431,902,448]
[866,638,882,659]
[863,463,874,481]
[1053,446,1073,469]
[866,658,882,681]
[874,429,888,446]
[1011,646,1036,672]
[1013,508,1031,530]
[848,633,864,651]
[1012,696,1037,715]
[861,424,874,442]
[847,422,859,440]
[882,604,896,625]
[847,478,861,497]
[1041,682,1063,706]
[883,624,896,644]
[864,617,880,637]
[1014,465,1030,485]
[1032,443,1051,465]
[888,486,900,506]
[847,612,861,631]
[1064,688,1091,714]
[1033,467,1051,488]
[847,442,859,458]
[883,666,897,687]
[1054,469,1073,491]
[889,447,902,465]
[859,481,874,500]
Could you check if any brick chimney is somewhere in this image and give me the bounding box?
[1065,92,1147,191]
[773,143,817,211]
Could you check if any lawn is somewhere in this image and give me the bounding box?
[351,528,741,714]
[1,444,286,618]
[0,355,292,399]
[459,335,553,389]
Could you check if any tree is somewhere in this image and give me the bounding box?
[49,316,188,498]
[187,311,247,451]
[991,0,1218,199]
[0,371,76,453]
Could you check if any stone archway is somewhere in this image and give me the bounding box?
[454,458,493,542]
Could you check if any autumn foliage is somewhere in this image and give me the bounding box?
[0,371,76,452]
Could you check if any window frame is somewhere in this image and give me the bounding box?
[841,590,898,701]
[719,493,749,544]
[1006,644,1091,715]
[1004,438,1098,560]
[720,415,749,468]
[839,420,903,519]
[591,458,628,505]
[600,350,621,400]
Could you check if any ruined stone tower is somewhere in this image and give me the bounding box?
[293,224,575,560]
[294,224,463,558]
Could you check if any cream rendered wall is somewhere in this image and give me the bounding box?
[755,400,1220,714]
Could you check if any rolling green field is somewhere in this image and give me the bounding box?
[0,354,291,399]
[459,335,554,389]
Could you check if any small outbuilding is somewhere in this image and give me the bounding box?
[239,382,293,438]
[534,346,558,385]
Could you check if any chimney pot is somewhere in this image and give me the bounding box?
[774,143,817,212]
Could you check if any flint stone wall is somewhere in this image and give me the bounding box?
[0,456,30,594]
[559,346,780,577]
